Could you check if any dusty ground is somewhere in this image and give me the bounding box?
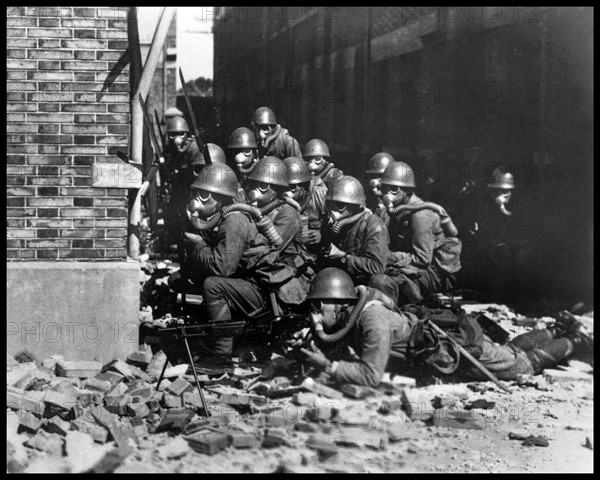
[8,260,593,473]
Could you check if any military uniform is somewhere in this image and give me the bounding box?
[371,193,462,305]
[322,210,395,286]
[259,127,301,159]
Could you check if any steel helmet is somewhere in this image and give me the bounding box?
[164,107,184,119]
[246,156,289,188]
[327,175,366,207]
[283,156,312,185]
[190,162,239,199]
[487,168,515,189]
[227,127,258,149]
[380,161,416,188]
[366,152,396,174]
[165,116,190,134]
[252,107,277,126]
[306,267,358,301]
[302,139,331,158]
[191,143,227,166]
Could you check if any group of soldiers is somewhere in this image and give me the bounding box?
[150,105,592,388]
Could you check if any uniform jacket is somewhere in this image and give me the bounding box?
[326,210,395,284]
[386,194,461,275]
[317,163,344,188]
[328,287,418,387]
[260,127,301,159]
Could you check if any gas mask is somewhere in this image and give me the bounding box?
[367,176,382,197]
[382,184,409,208]
[490,188,513,216]
[168,132,190,154]
[325,200,351,228]
[283,182,310,207]
[305,156,327,175]
[233,148,257,175]
[256,124,273,144]
[309,300,343,333]
[246,180,277,208]
[187,188,219,220]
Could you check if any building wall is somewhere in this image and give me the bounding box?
[7,6,132,262]
[213,6,593,305]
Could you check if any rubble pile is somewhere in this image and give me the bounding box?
[6,325,594,473]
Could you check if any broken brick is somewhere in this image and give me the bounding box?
[162,393,184,409]
[146,399,161,412]
[18,410,43,433]
[126,403,150,418]
[106,421,138,451]
[465,399,495,410]
[167,376,194,396]
[7,363,40,386]
[105,394,132,416]
[71,418,109,444]
[55,360,102,379]
[387,425,412,442]
[101,359,133,378]
[336,428,388,450]
[294,421,319,433]
[45,415,70,436]
[106,382,129,398]
[400,388,431,418]
[432,410,487,430]
[94,370,125,386]
[84,378,112,393]
[155,408,195,434]
[7,389,46,416]
[220,428,257,448]
[146,351,168,378]
[126,350,152,368]
[90,406,119,428]
[78,391,104,406]
[339,383,376,399]
[14,349,37,364]
[44,389,77,412]
[306,435,338,459]
[337,408,373,427]
[183,391,205,410]
[301,378,343,399]
[304,404,338,422]
[433,395,460,409]
[379,398,402,414]
[186,431,229,455]
[261,428,289,448]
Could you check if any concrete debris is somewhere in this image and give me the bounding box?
[301,377,344,399]
[55,360,102,378]
[306,435,338,459]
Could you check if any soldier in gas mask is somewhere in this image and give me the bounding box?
[370,161,462,306]
[227,127,259,181]
[365,152,395,217]
[297,269,593,387]
[251,107,301,159]
[302,138,344,188]
[318,176,395,286]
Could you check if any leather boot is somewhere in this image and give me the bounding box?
[205,300,234,359]
[509,329,554,352]
[525,338,573,374]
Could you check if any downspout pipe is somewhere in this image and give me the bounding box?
[128,7,176,260]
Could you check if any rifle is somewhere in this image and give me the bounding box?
[178,68,212,165]
[138,93,165,197]
[154,109,164,152]
[425,319,512,394]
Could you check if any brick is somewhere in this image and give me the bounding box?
[98,7,127,19]
[36,209,60,218]
[126,403,150,418]
[7,102,36,111]
[26,6,72,16]
[336,428,388,450]
[7,16,38,26]
[90,406,120,428]
[27,155,71,165]
[7,28,26,38]
[96,114,129,123]
[306,435,338,459]
[56,361,102,378]
[7,92,26,102]
[7,48,27,59]
[7,37,37,48]
[39,125,60,134]
[62,146,107,155]
[45,416,71,436]
[7,124,36,133]
[379,398,403,414]
[38,103,60,112]
[61,125,105,137]
[74,29,97,39]
[101,358,133,377]
[432,410,487,430]
[301,378,344,399]
[71,418,110,444]
[78,391,104,406]
[62,18,107,28]
[162,394,184,409]
[28,49,73,60]
[38,38,61,48]
[28,177,72,186]
[107,104,129,113]
[84,377,112,393]
[39,17,60,27]
[105,394,132,415]
[59,208,104,217]
[27,71,72,81]
[62,39,107,49]
[63,60,108,71]
[7,208,36,217]
[28,197,72,207]
[44,390,77,411]
[155,408,195,435]
[261,428,290,448]
[28,28,73,38]
[400,388,432,418]
[187,431,229,455]
[96,370,126,387]
[339,383,377,399]
[19,411,44,433]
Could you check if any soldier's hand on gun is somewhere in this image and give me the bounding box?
[305,230,321,245]
[300,340,331,370]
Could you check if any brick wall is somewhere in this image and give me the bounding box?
[7,6,131,261]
